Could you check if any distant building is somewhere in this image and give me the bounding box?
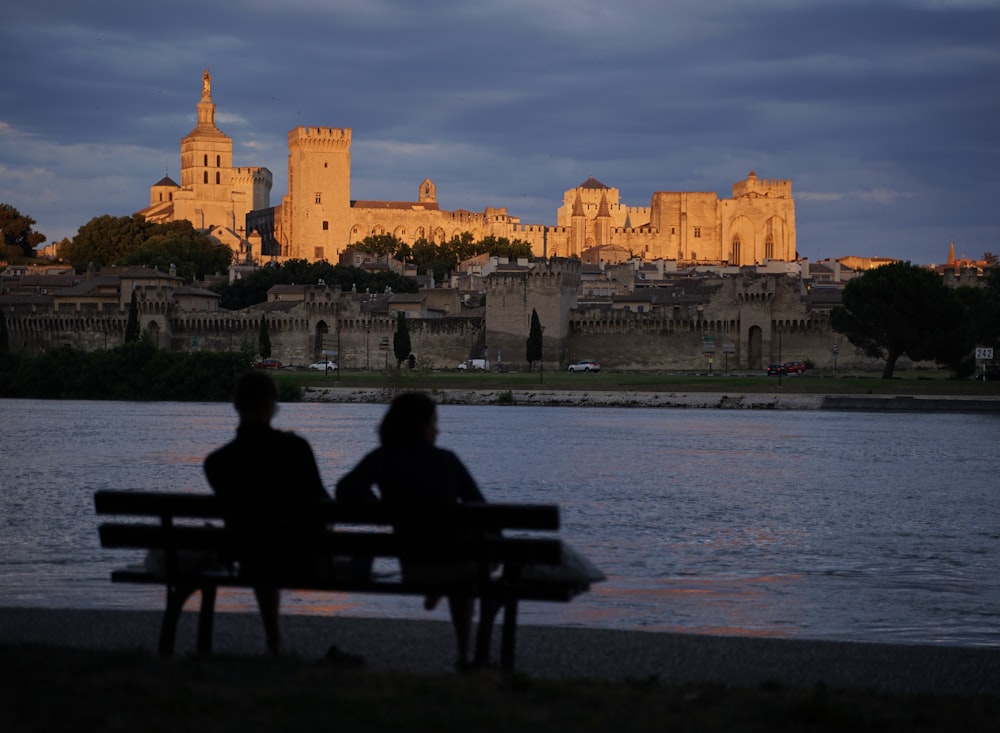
[139,72,798,269]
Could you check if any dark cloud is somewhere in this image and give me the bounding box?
[1,0,997,264]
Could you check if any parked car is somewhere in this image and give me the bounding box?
[308,360,338,371]
[253,358,283,370]
[783,361,806,374]
[568,360,601,373]
[766,363,787,376]
[458,359,489,370]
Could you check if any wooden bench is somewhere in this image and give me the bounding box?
[94,490,591,671]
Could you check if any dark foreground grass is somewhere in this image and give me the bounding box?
[2,645,996,733]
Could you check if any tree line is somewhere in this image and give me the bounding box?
[0,341,254,401]
[350,232,534,283]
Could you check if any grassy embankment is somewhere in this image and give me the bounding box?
[2,644,996,732]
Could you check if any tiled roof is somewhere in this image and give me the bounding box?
[578,176,610,189]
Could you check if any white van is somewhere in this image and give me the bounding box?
[458,359,490,371]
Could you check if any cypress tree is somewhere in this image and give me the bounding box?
[393,311,411,368]
[0,308,9,353]
[526,308,543,369]
[258,316,272,358]
[124,289,140,343]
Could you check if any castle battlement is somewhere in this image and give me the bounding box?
[612,226,659,236]
[732,171,792,198]
[288,126,352,150]
[231,166,272,183]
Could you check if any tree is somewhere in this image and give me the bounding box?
[124,289,140,343]
[122,222,233,281]
[0,203,46,258]
[393,311,411,368]
[526,308,543,370]
[258,316,272,358]
[211,260,418,310]
[0,308,9,353]
[831,261,964,379]
[60,214,150,268]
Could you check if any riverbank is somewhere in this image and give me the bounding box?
[302,386,1000,411]
[2,607,998,697]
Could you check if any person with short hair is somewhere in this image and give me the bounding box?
[204,371,331,657]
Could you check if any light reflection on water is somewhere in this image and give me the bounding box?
[2,398,998,647]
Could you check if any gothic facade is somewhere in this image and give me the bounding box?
[140,72,797,268]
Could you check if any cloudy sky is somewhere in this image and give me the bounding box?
[2,0,998,266]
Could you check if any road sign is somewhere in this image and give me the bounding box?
[975,347,994,360]
[722,342,736,354]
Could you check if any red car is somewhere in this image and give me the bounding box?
[253,358,283,370]
[782,361,806,374]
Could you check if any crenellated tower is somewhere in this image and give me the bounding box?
[282,126,352,261]
[484,258,581,368]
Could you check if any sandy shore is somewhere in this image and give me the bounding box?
[2,607,997,696]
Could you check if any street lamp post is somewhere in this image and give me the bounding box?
[777,322,784,387]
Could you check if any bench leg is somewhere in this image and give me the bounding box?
[474,598,501,667]
[196,585,218,655]
[159,585,197,656]
[499,600,519,672]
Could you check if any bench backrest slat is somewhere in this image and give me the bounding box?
[99,524,562,565]
[94,490,559,530]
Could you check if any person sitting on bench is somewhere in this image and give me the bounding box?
[336,392,488,670]
[204,371,334,657]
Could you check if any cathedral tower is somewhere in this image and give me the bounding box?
[173,69,235,228]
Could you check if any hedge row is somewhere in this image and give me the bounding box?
[0,343,254,401]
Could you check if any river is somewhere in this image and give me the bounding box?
[2,398,997,647]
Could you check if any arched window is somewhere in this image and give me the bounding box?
[216,155,220,167]
[203,154,208,166]
[765,234,775,260]
[731,235,742,264]
[203,171,208,184]
[215,172,220,184]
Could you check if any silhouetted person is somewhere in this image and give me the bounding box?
[336,392,486,669]
[204,371,329,656]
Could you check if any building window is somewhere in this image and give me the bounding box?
[322,221,329,231]
[314,247,324,260]
[732,236,741,264]
[315,193,322,204]
[216,155,220,167]
[215,172,220,184]
[203,171,208,184]
[765,234,774,260]
[694,226,702,238]
[671,227,676,235]
[203,154,208,166]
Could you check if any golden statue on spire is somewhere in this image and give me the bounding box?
[201,68,211,99]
